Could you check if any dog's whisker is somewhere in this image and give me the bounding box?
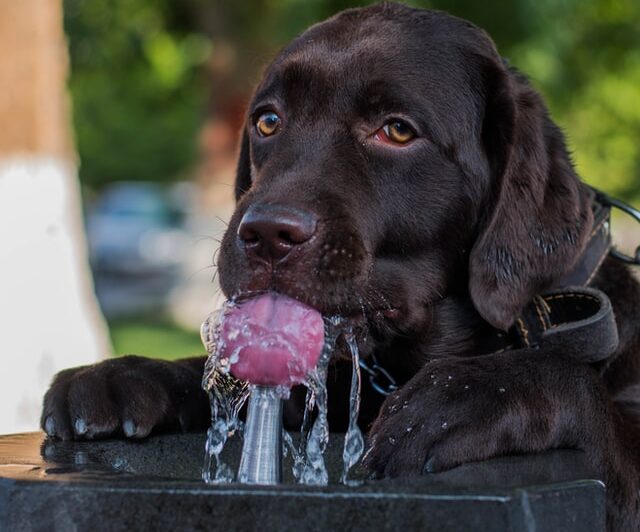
[185,264,216,282]
[192,231,226,242]
[210,180,235,189]
[214,215,229,227]
[211,247,222,268]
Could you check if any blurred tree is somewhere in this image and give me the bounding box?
[64,0,211,188]
[63,0,640,202]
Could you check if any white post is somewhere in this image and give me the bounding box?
[0,0,111,433]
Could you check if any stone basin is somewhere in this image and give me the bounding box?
[0,432,605,531]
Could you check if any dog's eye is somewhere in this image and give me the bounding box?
[382,121,415,144]
[374,120,416,145]
[256,112,281,137]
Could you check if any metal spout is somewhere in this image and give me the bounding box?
[237,386,283,484]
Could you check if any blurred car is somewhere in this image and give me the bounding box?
[87,182,189,275]
[86,182,192,317]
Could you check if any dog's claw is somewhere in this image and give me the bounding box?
[122,420,137,438]
[74,418,87,436]
[423,458,435,474]
[44,416,56,437]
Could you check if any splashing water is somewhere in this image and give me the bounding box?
[201,305,250,484]
[296,317,341,485]
[341,329,364,485]
[282,386,315,482]
[201,303,367,486]
[201,372,250,483]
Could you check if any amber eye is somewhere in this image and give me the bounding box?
[255,111,281,137]
[381,120,415,144]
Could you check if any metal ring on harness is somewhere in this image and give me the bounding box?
[593,189,640,265]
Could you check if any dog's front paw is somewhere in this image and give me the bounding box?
[41,355,208,440]
[362,354,587,478]
[362,359,492,478]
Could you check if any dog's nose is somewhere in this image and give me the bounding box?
[238,204,318,261]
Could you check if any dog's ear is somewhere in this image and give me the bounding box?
[234,128,252,202]
[468,65,593,331]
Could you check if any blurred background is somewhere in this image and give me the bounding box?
[0,0,638,433]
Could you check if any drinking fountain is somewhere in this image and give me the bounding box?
[201,292,325,485]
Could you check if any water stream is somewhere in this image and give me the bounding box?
[341,330,364,485]
[297,317,336,484]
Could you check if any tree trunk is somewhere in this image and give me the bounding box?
[0,0,111,433]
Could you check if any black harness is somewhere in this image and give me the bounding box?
[361,188,640,396]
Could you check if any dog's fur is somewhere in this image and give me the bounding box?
[42,4,640,529]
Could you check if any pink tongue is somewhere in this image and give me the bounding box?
[219,293,324,387]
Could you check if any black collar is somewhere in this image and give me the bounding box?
[554,194,611,288]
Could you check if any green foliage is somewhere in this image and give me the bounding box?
[467,0,640,203]
[64,0,640,202]
[64,0,210,188]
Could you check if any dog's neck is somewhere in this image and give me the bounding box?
[373,192,616,392]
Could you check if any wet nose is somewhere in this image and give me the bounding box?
[238,204,318,261]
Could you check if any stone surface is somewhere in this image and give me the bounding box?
[0,432,605,531]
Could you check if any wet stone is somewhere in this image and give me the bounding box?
[0,432,605,531]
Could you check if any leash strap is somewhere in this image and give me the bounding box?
[513,287,619,363]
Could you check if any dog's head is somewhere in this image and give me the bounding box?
[218,3,593,358]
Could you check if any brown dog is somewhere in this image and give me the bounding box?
[42,4,640,529]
